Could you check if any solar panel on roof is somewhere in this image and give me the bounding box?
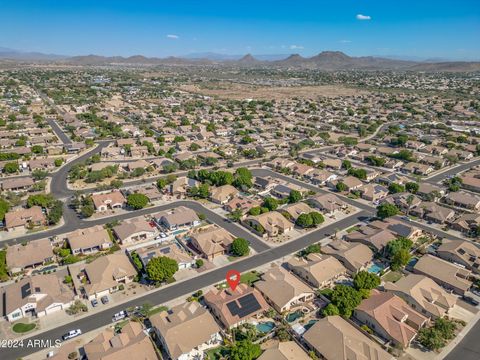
[160,247,171,254]
[226,293,261,318]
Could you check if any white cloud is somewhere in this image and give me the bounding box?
[356,14,371,20]
[166,34,179,39]
[290,45,304,50]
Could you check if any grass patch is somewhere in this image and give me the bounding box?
[0,250,8,281]
[206,346,229,360]
[240,271,260,286]
[382,270,403,283]
[147,306,168,317]
[12,322,36,333]
[346,225,360,234]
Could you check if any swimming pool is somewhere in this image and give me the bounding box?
[303,319,318,330]
[172,229,186,235]
[367,263,384,275]
[286,310,303,323]
[256,321,275,333]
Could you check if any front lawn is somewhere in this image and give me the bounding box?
[147,305,168,317]
[12,322,36,333]
[346,225,360,233]
[0,250,8,281]
[240,271,260,285]
[382,270,403,283]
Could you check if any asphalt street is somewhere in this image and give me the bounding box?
[0,210,367,359]
[46,119,72,145]
[445,321,480,360]
[251,168,472,242]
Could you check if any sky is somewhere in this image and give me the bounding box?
[0,0,479,60]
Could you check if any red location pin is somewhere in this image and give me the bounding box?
[226,269,241,291]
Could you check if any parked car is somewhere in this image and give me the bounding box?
[62,329,82,341]
[160,232,167,238]
[91,299,98,307]
[470,288,480,297]
[101,295,109,304]
[112,310,128,322]
[462,295,479,306]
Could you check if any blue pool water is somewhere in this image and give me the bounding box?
[304,320,318,330]
[256,321,275,333]
[172,229,186,235]
[286,310,303,323]
[368,263,384,275]
[407,257,419,267]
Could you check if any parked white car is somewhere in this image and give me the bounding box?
[62,329,82,340]
[112,310,128,322]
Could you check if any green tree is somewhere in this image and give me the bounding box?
[32,169,49,180]
[229,340,262,360]
[330,285,362,318]
[342,160,352,170]
[388,183,405,194]
[405,182,419,194]
[336,182,348,192]
[353,271,381,291]
[417,327,446,351]
[322,303,340,316]
[248,207,262,216]
[309,212,324,225]
[288,190,302,203]
[54,158,64,167]
[81,204,95,218]
[146,256,178,283]
[127,193,149,210]
[234,168,253,189]
[31,145,44,154]
[296,213,313,228]
[262,197,278,211]
[231,238,250,256]
[3,162,19,174]
[376,203,399,219]
[0,198,10,220]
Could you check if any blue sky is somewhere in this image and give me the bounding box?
[1,0,479,60]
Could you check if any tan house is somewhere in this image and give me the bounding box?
[303,316,394,360]
[281,202,313,222]
[210,184,239,204]
[413,255,473,295]
[321,240,373,274]
[355,290,428,348]
[4,206,46,231]
[445,191,480,212]
[308,193,347,215]
[224,196,261,214]
[245,211,293,237]
[154,206,200,230]
[113,218,158,245]
[70,253,137,300]
[134,243,194,269]
[6,238,54,274]
[150,302,221,360]
[84,321,158,360]
[254,266,314,313]
[91,190,126,212]
[257,341,310,360]
[0,274,76,322]
[437,239,480,274]
[203,284,269,329]
[66,225,113,255]
[385,274,457,318]
[1,177,34,192]
[189,224,235,260]
[287,253,347,288]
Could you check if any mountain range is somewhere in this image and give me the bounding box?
[1,47,479,72]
